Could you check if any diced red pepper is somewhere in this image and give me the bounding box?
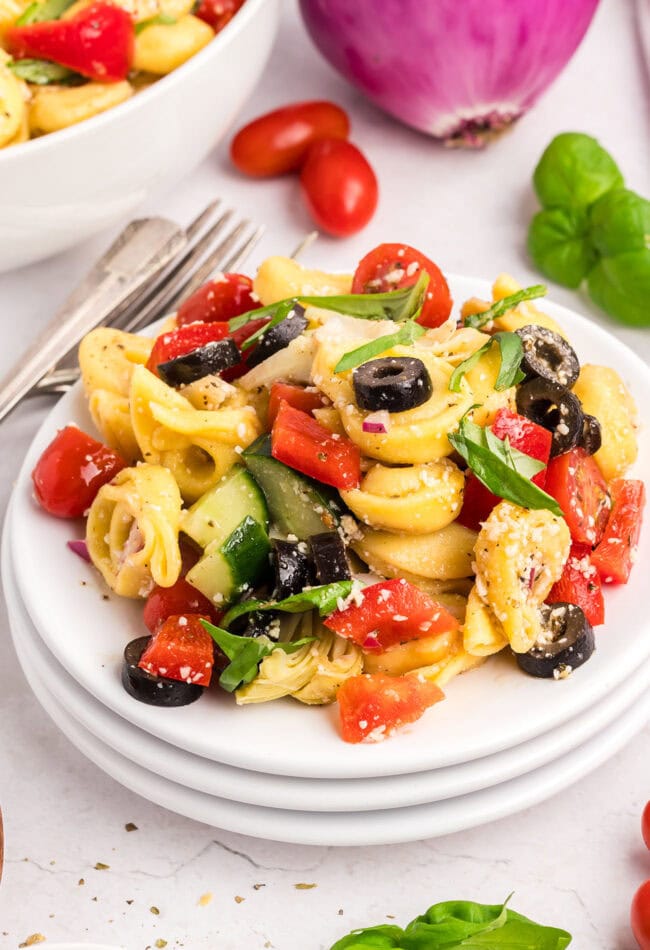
[32,425,126,519]
[176,274,258,327]
[323,578,459,652]
[271,400,361,490]
[545,448,611,546]
[146,322,230,376]
[143,578,222,634]
[268,381,328,426]
[592,479,645,584]
[195,0,244,32]
[547,542,605,626]
[138,614,215,687]
[337,672,444,743]
[457,409,552,531]
[7,2,133,82]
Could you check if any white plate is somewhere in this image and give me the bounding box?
[8,275,650,779]
[13,626,650,846]
[7,537,650,812]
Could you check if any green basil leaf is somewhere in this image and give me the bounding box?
[402,899,509,947]
[329,925,407,950]
[134,12,177,32]
[448,417,562,517]
[6,57,84,85]
[449,333,524,393]
[464,285,547,330]
[588,187,650,258]
[533,132,624,210]
[334,319,426,374]
[16,0,75,24]
[586,249,650,327]
[527,208,598,288]
[222,580,353,627]
[239,298,296,351]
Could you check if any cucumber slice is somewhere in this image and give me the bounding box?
[242,436,343,540]
[186,516,271,606]
[181,465,268,550]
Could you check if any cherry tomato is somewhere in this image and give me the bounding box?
[299,139,378,238]
[352,243,452,328]
[545,447,611,546]
[195,0,244,32]
[143,578,222,634]
[32,425,126,519]
[631,880,650,950]
[642,802,650,850]
[176,274,257,327]
[230,101,350,177]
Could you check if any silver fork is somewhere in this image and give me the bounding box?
[26,202,265,400]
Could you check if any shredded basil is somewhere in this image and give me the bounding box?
[239,298,296,351]
[334,319,426,374]
[7,58,84,85]
[464,285,547,330]
[16,0,75,24]
[449,331,525,393]
[134,13,177,33]
[222,581,352,628]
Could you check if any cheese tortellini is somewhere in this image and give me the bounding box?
[572,364,638,481]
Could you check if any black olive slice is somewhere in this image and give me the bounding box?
[309,531,351,583]
[157,338,240,387]
[246,304,308,368]
[515,603,595,678]
[353,357,432,413]
[515,325,580,388]
[579,414,602,456]
[121,637,204,706]
[515,377,583,457]
[272,539,313,599]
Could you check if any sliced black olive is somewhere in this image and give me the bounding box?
[515,603,595,679]
[353,357,432,413]
[515,377,583,457]
[157,338,240,387]
[309,531,351,583]
[579,413,602,455]
[121,637,204,706]
[515,325,580,388]
[272,539,313,599]
[246,304,308,368]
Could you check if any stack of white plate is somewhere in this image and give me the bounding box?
[4,276,650,847]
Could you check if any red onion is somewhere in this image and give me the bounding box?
[362,410,391,434]
[67,539,90,562]
[299,0,600,146]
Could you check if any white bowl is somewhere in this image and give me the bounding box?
[0,0,280,273]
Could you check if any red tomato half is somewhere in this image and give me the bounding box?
[195,0,244,32]
[545,448,611,546]
[337,672,444,743]
[138,614,215,687]
[143,578,222,634]
[7,2,133,82]
[352,243,452,328]
[230,100,350,177]
[643,802,650,851]
[631,880,650,950]
[324,578,458,652]
[176,274,257,327]
[547,542,605,627]
[300,139,378,238]
[267,381,328,427]
[592,479,645,584]
[32,425,126,519]
[271,400,361,490]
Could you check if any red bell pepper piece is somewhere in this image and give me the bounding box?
[592,479,645,584]
[268,381,327,426]
[457,409,552,531]
[146,322,230,375]
[143,578,222,634]
[337,672,444,743]
[138,614,215,687]
[323,578,459,652]
[547,542,605,627]
[545,447,611,546]
[271,399,361,490]
[7,2,134,82]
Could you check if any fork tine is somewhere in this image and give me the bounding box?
[290,230,320,261]
[185,198,222,242]
[218,224,266,275]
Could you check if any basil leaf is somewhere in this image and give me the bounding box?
[239,298,296,351]
[201,621,317,692]
[449,333,524,393]
[222,580,353,627]
[334,319,426,374]
[16,0,75,24]
[135,12,177,32]
[586,250,650,327]
[330,925,407,950]
[533,132,624,210]
[402,899,509,947]
[7,57,84,85]
[464,285,547,330]
[228,271,430,334]
[448,417,562,516]
[588,187,650,258]
[527,208,598,288]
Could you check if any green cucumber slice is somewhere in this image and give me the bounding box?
[186,516,271,606]
[181,465,268,550]
[242,435,343,540]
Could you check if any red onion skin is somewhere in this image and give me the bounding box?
[67,539,90,562]
[299,0,600,145]
[362,421,388,434]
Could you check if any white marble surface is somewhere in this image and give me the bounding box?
[0,0,649,946]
